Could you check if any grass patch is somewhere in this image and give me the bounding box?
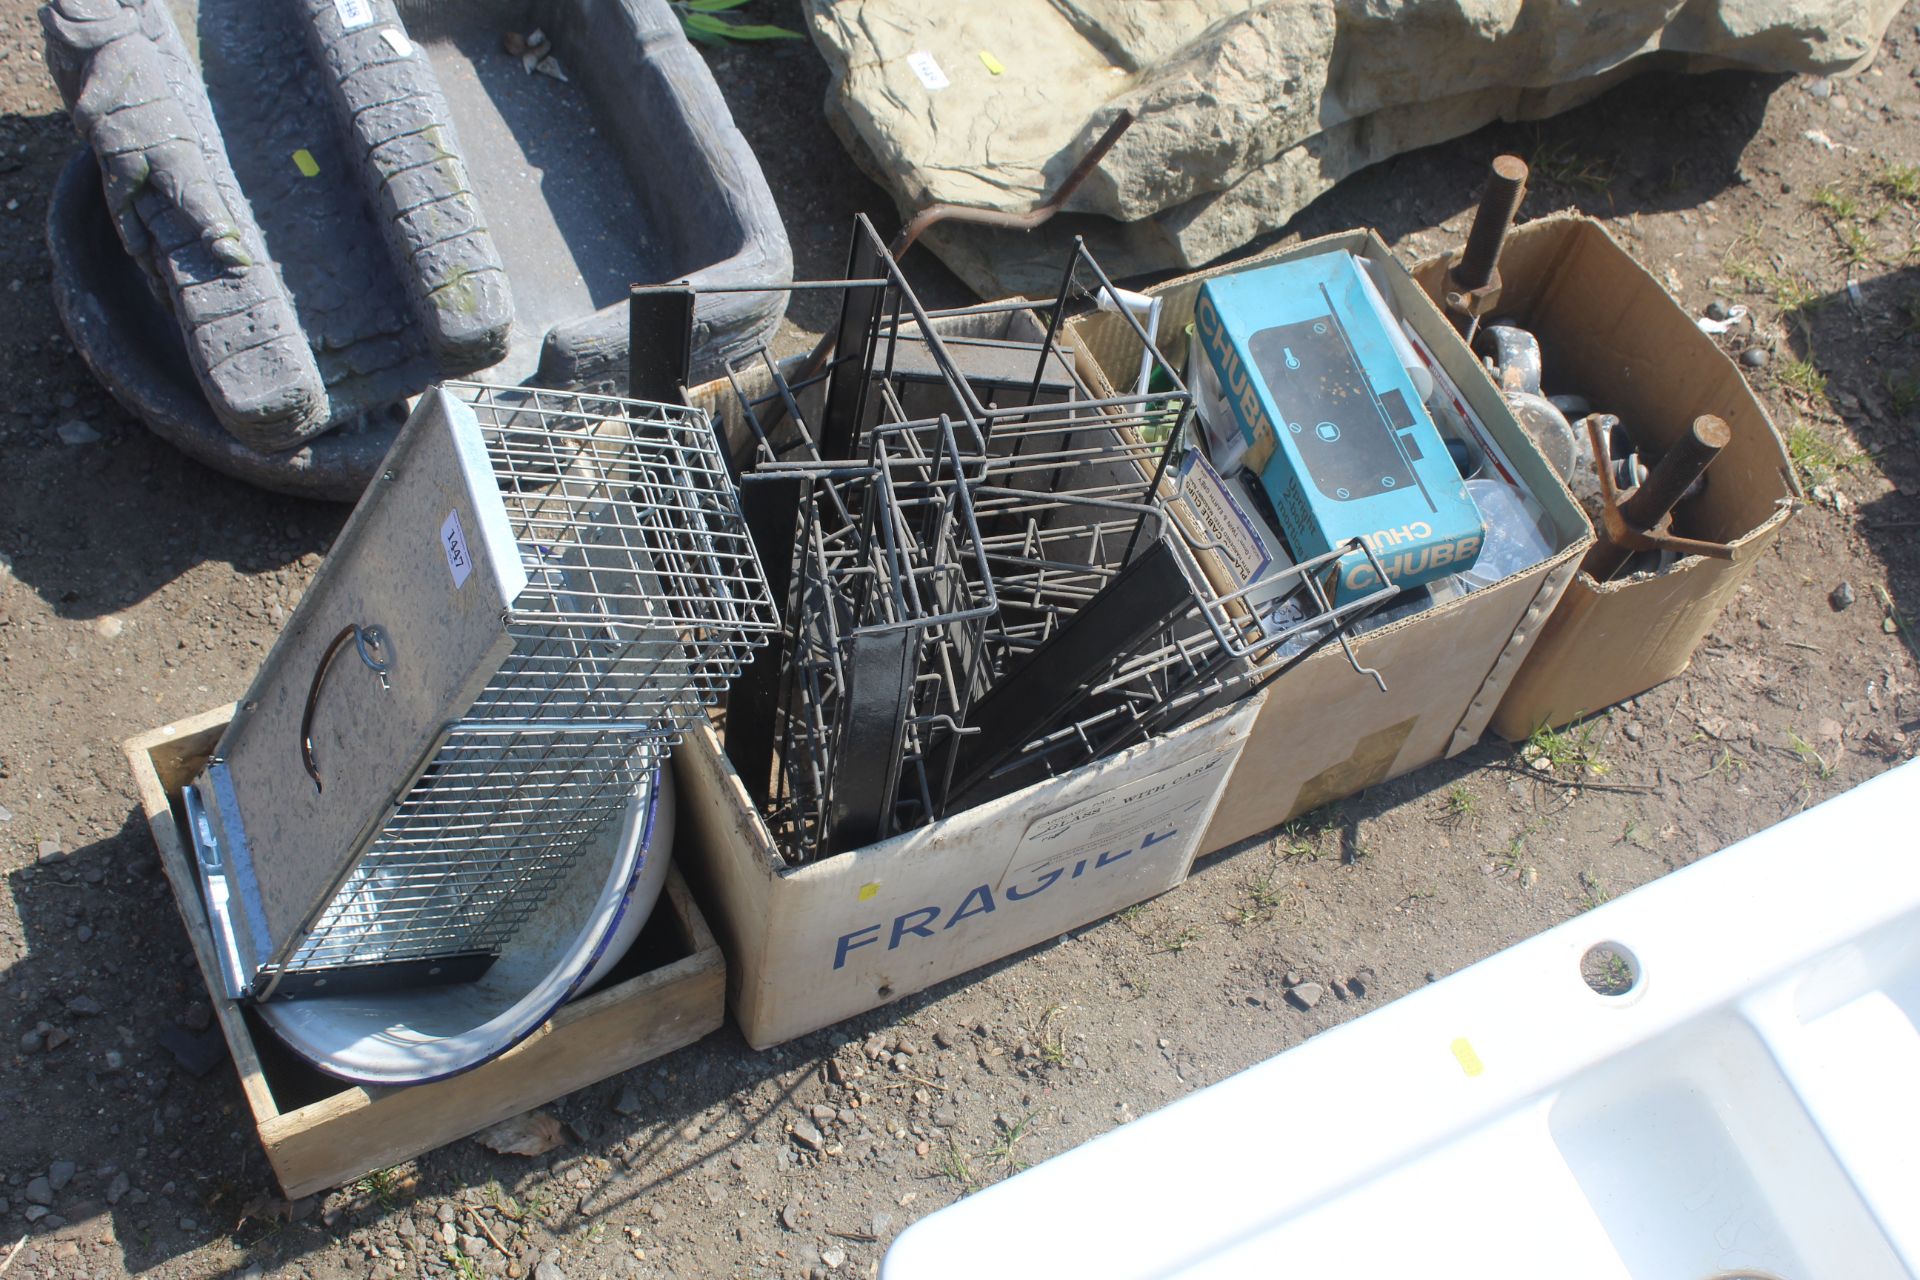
[1493,836,1528,880]
[1785,422,1856,488]
[1876,163,1920,203]
[1230,872,1295,927]
[1838,222,1876,268]
[1776,357,1829,402]
[1726,257,1824,315]
[1154,924,1203,955]
[983,1113,1035,1173]
[1439,784,1478,824]
[1522,719,1611,779]
[1277,805,1340,862]
[1810,182,1862,221]
[936,1141,978,1192]
[1529,136,1614,193]
[1787,732,1836,780]
[1577,869,1610,912]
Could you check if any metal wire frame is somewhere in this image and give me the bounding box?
[967,534,1400,791]
[694,222,1400,856]
[752,418,1000,864]
[271,382,776,980]
[287,730,664,973]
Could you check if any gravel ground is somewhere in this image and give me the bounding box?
[2,2,1918,1277]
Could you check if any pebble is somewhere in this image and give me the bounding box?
[914,1140,929,1157]
[67,995,103,1017]
[23,1205,47,1222]
[613,1084,643,1116]
[821,1246,846,1270]
[781,1200,803,1231]
[933,1028,956,1050]
[20,1028,43,1053]
[25,1175,53,1205]
[439,1222,458,1247]
[872,1212,894,1236]
[791,1120,825,1152]
[1623,721,1643,742]
[56,419,101,446]
[106,1172,130,1204]
[181,1002,212,1033]
[37,840,61,863]
[534,1263,566,1280]
[1283,970,1301,986]
[809,1104,837,1124]
[678,1121,702,1143]
[1705,299,1732,321]
[0,804,11,822]
[437,1202,458,1224]
[1830,582,1855,611]
[461,1235,488,1258]
[1740,347,1769,369]
[1288,982,1325,1009]
[179,1216,196,1231]
[47,1161,74,1191]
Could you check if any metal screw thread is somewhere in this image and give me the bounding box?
[1455,155,1530,291]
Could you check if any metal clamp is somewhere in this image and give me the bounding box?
[301,623,392,793]
[1581,415,1736,581]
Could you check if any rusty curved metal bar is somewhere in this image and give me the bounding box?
[887,109,1137,261]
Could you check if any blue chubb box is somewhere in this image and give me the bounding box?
[1193,252,1483,601]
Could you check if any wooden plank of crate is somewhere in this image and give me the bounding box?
[125,705,726,1199]
[121,705,284,1129]
[257,874,723,1198]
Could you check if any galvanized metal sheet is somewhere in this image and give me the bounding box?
[209,388,525,963]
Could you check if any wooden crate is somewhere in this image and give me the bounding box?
[123,705,726,1199]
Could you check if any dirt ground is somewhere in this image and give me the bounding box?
[3,2,1919,1277]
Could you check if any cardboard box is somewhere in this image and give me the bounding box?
[674,702,1256,1048]
[1409,214,1799,738]
[675,313,1261,1047]
[124,705,726,1197]
[1070,229,1594,852]
[1193,252,1483,601]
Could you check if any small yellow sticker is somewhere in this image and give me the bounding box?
[292,149,321,178]
[978,50,1005,75]
[858,882,880,902]
[1450,1036,1484,1077]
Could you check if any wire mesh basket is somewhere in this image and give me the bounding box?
[193,382,776,999]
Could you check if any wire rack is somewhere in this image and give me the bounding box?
[271,383,777,984]
[745,416,999,862]
[693,222,1394,863]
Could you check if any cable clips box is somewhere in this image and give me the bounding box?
[1195,252,1483,601]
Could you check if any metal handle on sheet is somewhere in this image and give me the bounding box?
[301,623,391,793]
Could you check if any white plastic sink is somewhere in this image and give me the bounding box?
[885,760,1920,1279]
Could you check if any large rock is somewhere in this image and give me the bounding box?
[809,0,1903,294]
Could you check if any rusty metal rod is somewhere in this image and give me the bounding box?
[889,110,1136,260]
[1454,155,1529,293]
[1582,414,1730,581]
